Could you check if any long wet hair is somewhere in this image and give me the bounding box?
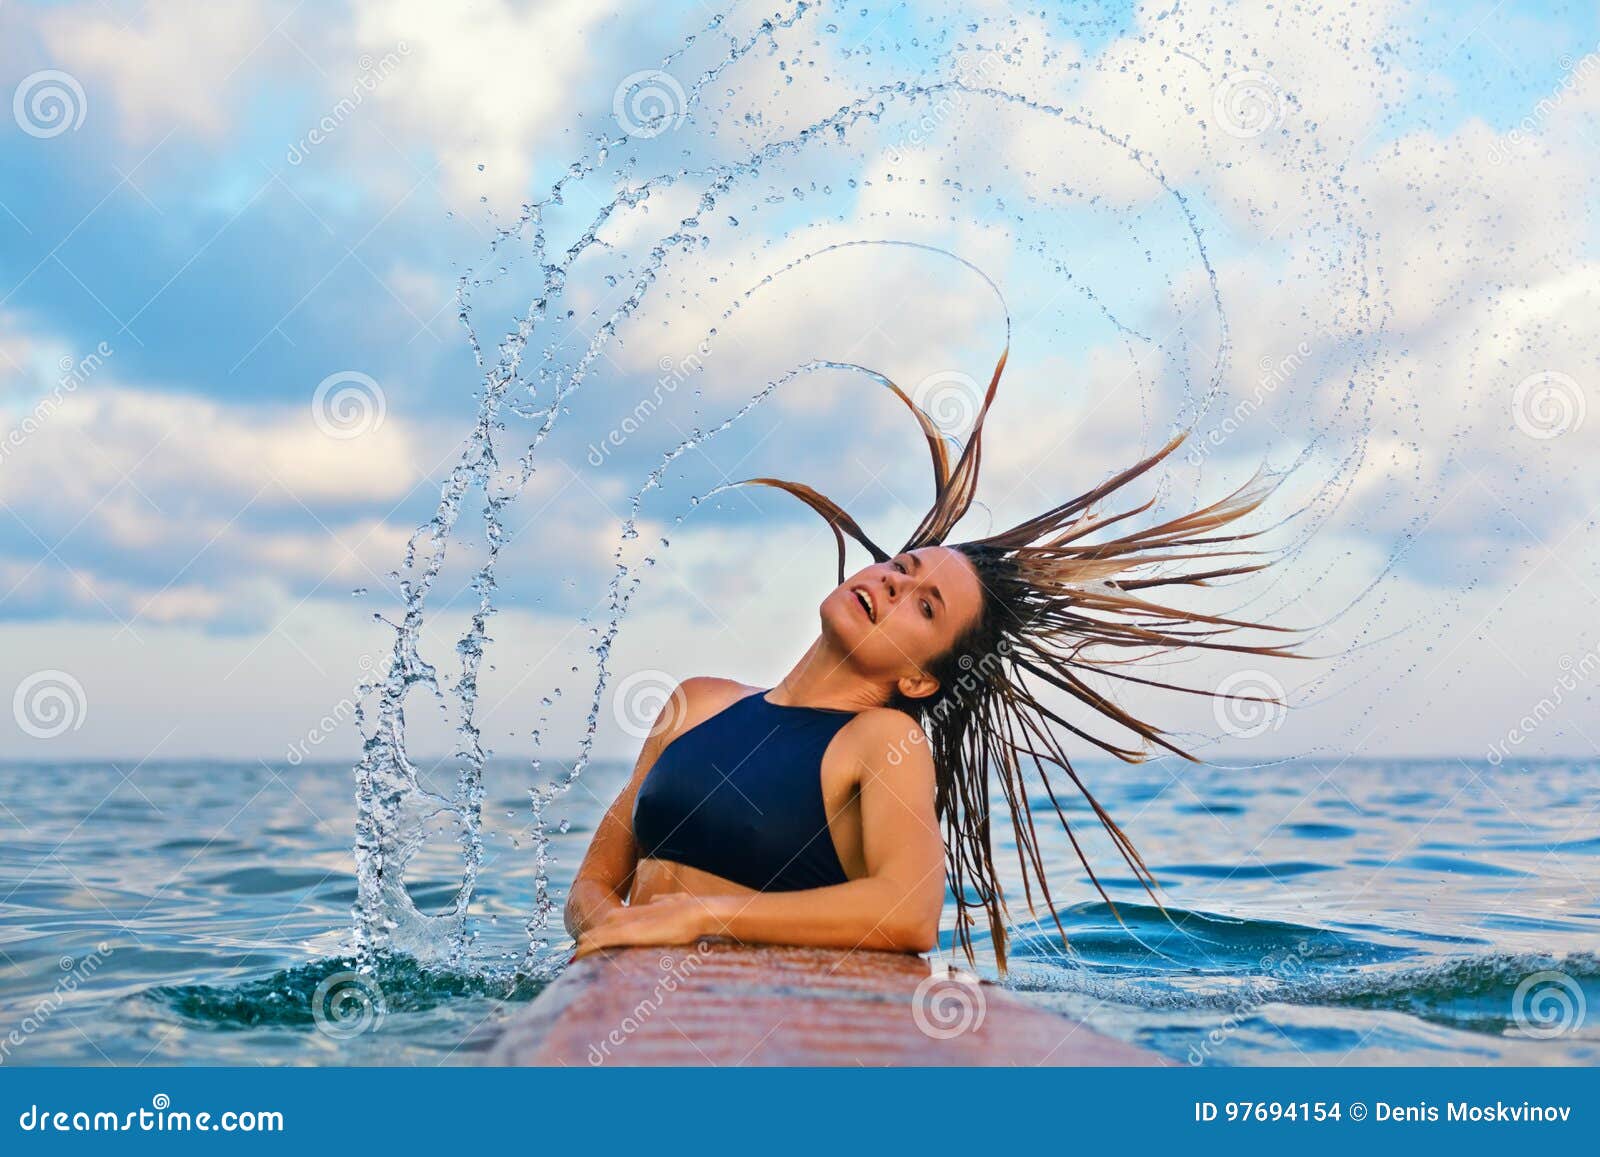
[728,349,1300,970]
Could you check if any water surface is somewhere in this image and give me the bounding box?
[2,756,1594,1066]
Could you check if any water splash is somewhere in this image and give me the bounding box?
[346,0,1476,976]
[1006,902,1600,1040]
[146,956,543,1031]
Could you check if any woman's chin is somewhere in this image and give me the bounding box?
[820,598,872,643]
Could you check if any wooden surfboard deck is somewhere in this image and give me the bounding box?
[486,940,1166,1066]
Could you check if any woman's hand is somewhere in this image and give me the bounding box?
[572,893,716,959]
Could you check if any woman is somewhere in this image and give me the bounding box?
[567,350,1296,969]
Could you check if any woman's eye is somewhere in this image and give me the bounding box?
[892,560,907,573]
[921,601,933,618]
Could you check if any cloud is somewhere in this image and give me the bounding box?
[933,0,1600,593]
[37,0,279,145]
[4,0,1598,760]
[347,0,630,202]
[1,381,427,512]
[0,316,441,628]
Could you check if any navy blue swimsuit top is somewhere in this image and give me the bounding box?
[631,688,858,891]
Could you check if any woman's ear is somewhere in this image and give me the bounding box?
[896,670,940,700]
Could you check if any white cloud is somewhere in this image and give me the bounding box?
[0,321,444,628]
[38,0,278,145]
[0,383,427,511]
[348,0,623,203]
[5,0,1599,759]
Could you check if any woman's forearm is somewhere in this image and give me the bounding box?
[564,876,626,938]
[702,876,939,953]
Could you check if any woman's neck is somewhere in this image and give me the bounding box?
[767,635,890,713]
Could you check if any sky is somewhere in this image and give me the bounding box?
[1,0,1598,768]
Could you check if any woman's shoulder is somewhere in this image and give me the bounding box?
[674,675,761,707]
[836,705,932,774]
[655,675,760,740]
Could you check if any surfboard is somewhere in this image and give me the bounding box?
[486,940,1166,1066]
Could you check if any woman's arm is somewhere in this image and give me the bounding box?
[575,709,945,955]
[562,678,700,938]
[561,763,647,939]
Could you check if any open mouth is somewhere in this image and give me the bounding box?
[850,586,876,623]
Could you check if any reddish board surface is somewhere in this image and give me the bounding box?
[486,940,1165,1066]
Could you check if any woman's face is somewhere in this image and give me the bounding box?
[820,545,987,691]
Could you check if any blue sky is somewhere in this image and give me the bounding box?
[2,0,1597,764]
